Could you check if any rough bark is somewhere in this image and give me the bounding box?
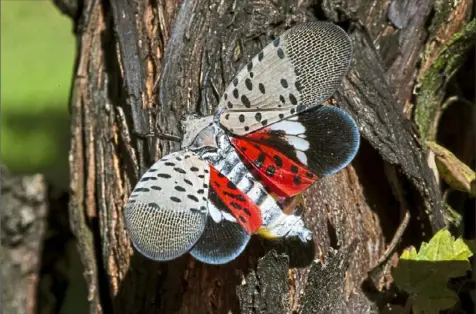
[58,0,473,313]
[1,167,48,314]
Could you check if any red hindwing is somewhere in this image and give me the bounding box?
[231,129,318,198]
[209,165,262,234]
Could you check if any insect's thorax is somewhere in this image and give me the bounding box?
[183,119,281,227]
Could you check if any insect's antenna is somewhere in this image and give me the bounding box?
[137,131,182,142]
[156,133,182,142]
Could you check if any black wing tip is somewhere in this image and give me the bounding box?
[190,218,251,265]
[319,106,360,177]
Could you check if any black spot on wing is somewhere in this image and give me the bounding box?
[266,165,275,176]
[135,188,150,192]
[230,202,242,210]
[174,167,186,174]
[241,95,251,108]
[140,176,157,181]
[188,195,200,202]
[293,176,301,185]
[170,196,181,203]
[157,173,172,179]
[273,155,283,167]
[290,165,298,173]
[245,78,252,90]
[254,153,266,168]
[259,83,265,94]
[280,79,288,88]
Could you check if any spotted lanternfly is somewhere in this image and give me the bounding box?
[124,22,360,265]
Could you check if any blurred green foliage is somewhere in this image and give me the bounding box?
[1,1,74,189]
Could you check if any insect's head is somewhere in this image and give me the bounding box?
[180,113,217,151]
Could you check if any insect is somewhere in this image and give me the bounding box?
[124,22,360,264]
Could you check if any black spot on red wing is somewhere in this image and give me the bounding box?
[277,48,285,59]
[175,186,186,192]
[290,165,298,173]
[273,155,283,167]
[254,153,266,168]
[243,208,251,216]
[306,172,314,178]
[188,194,199,202]
[266,165,275,176]
[239,216,247,223]
[236,194,246,201]
[233,89,239,98]
[280,79,288,88]
[227,181,237,189]
[230,202,242,210]
[214,181,221,188]
[170,196,181,203]
[241,95,251,108]
[293,176,301,185]
[157,173,172,179]
[190,167,199,172]
[217,172,224,178]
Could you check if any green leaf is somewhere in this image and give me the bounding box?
[392,229,473,314]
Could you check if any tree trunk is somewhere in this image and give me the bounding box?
[58,0,474,313]
[1,167,48,314]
